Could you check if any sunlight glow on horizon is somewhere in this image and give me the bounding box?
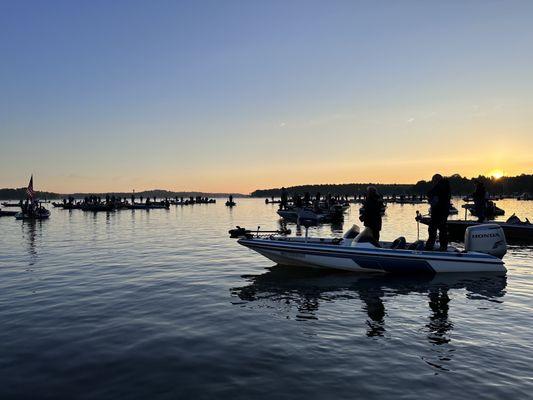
[489,170,504,180]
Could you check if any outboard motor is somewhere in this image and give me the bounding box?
[465,224,507,258]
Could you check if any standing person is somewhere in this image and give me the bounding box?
[314,192,322,210]
[280,187,288,210]
[472,180,487,222]
[303,192,310,206]
[425,174,451,251]
[359,186,384,241]
[294,194,303,208]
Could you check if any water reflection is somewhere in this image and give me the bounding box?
[427,287,453,345]
[231,266,507,339]
[20,220,40,265]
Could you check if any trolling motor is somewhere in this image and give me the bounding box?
[229,226,291,239]
[415,210,421,241]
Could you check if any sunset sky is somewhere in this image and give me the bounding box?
[1,1,532,194]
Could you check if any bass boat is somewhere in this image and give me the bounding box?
[230,224,507,274]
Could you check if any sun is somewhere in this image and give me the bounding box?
[489,169,504,180]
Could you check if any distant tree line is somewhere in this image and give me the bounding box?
[0,188,247,200]
[251,174,533,198]
[0,188,63,200]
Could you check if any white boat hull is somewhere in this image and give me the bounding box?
[238,239,506,274]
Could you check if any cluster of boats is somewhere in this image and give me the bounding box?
[52,196,171,211]
[232,191,533,274]
[1,194,219,219]
[270,195,514,223]
[50,195,218,211]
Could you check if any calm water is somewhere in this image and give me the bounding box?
[0,199,532,399]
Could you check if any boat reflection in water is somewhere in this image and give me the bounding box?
[231,266,507,342]
[21,219,42,266]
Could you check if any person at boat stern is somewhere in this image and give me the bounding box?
[425,174,451,251]
[359,186,384,241]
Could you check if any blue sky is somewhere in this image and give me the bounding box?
[1,1,532,192]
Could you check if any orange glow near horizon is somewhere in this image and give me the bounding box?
[12,160,530,195]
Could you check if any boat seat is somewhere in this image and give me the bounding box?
[341,225,360,246]
[390,236,407,249]
[343,225,361,239]
[352,227,381,248]
[407,240,425,251]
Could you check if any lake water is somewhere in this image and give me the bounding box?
[0,198,531,399]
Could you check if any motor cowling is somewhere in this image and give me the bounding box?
[465,224,507,258]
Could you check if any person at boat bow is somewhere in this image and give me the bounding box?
[359,186,384,241]
[425,174,451,251]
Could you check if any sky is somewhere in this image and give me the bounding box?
[1,0,532,194]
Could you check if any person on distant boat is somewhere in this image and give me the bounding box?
[280,187,288,210]
[294,194,303,208]
[303,192,310,205]
[359,186,384,241]
[314,192,321,208]
[425,174,451,251]
[472,180,487,222]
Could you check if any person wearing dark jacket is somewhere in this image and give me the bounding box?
[359,186,384,241]
[425,174,451,251]
[472,180,487,222]
[280,187,288,210]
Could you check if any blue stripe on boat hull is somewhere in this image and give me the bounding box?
[349,254,435,274]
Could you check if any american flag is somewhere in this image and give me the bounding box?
[26,175,35,200]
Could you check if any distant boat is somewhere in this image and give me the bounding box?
[517,193,531,201]
[0,208,18,217]
[15,206,50,220]
[278,204,348,224]
[60,202,83,210]
[428,204,458,216]
[81,203,116,212]
[1,202,22,208]
[418,215,532,244]
[462,201,505,218]
[265,198,281,204]
[126,202,170,210]
[15,175,51,220]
